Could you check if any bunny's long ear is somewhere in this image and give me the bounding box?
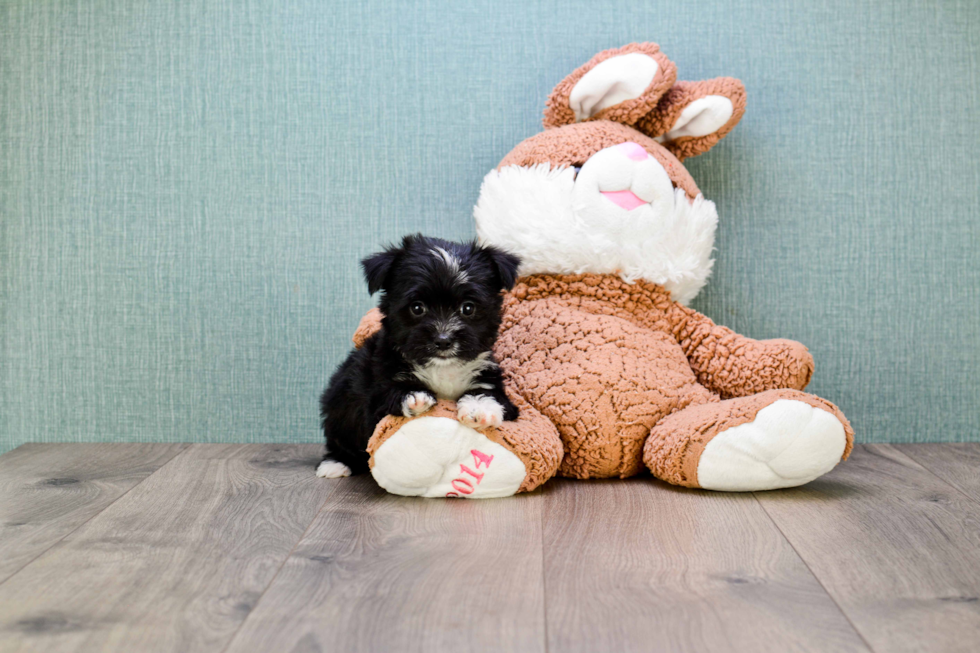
[635,78,746,161]
[543,43,677,129]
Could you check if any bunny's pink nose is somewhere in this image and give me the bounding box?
[618,141,649,161]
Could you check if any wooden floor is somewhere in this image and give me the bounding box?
[0,444,978,652]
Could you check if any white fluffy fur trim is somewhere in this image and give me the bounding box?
[474,164,718,305]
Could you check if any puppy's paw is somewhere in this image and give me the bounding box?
[402,391,436,417]
[457,395,504,430]
[316,459,352,479]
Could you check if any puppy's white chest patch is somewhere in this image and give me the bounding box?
[412,353,494,400]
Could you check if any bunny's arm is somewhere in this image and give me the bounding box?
[352,308,384,348]
[667,302,814,399]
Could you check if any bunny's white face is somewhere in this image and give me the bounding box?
[474,141,718,305]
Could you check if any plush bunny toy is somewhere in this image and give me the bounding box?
[353,42,853,498]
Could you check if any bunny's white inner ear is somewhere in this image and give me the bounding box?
[568,53,659,122]
[656,95,734,142]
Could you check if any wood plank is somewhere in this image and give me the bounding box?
[756,444,980,653]
[898,443,980,503]
[0,444,338,653]
[223,475,546,653]
[542,478,869,653]
[0,443,188,585]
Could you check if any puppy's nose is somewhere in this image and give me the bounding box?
[433,334,454,350]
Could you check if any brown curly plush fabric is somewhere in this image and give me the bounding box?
[359,273,853,488]
[494,273,852,481]
[644,388,853,488]
[352,307,383,349]
[635,78,748,161]
[543,42,677,129]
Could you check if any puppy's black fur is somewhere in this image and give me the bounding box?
[318,234,521,476]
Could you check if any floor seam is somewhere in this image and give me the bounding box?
[751,490,878,653]
[0,442,193,590]
[218,473,345,653]
[888,444,980,509]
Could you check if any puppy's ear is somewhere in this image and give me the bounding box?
[361,247,399,295]
[481,245,521,291]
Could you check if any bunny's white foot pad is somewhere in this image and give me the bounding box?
[696,400,847,491]
[371,416,526,498]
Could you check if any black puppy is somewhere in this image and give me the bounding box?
[316,234,521,479]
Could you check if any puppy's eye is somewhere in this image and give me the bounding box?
[460,302,476,317]
[410,302,426,316]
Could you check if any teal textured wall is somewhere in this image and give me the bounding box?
[2,0,979,454]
